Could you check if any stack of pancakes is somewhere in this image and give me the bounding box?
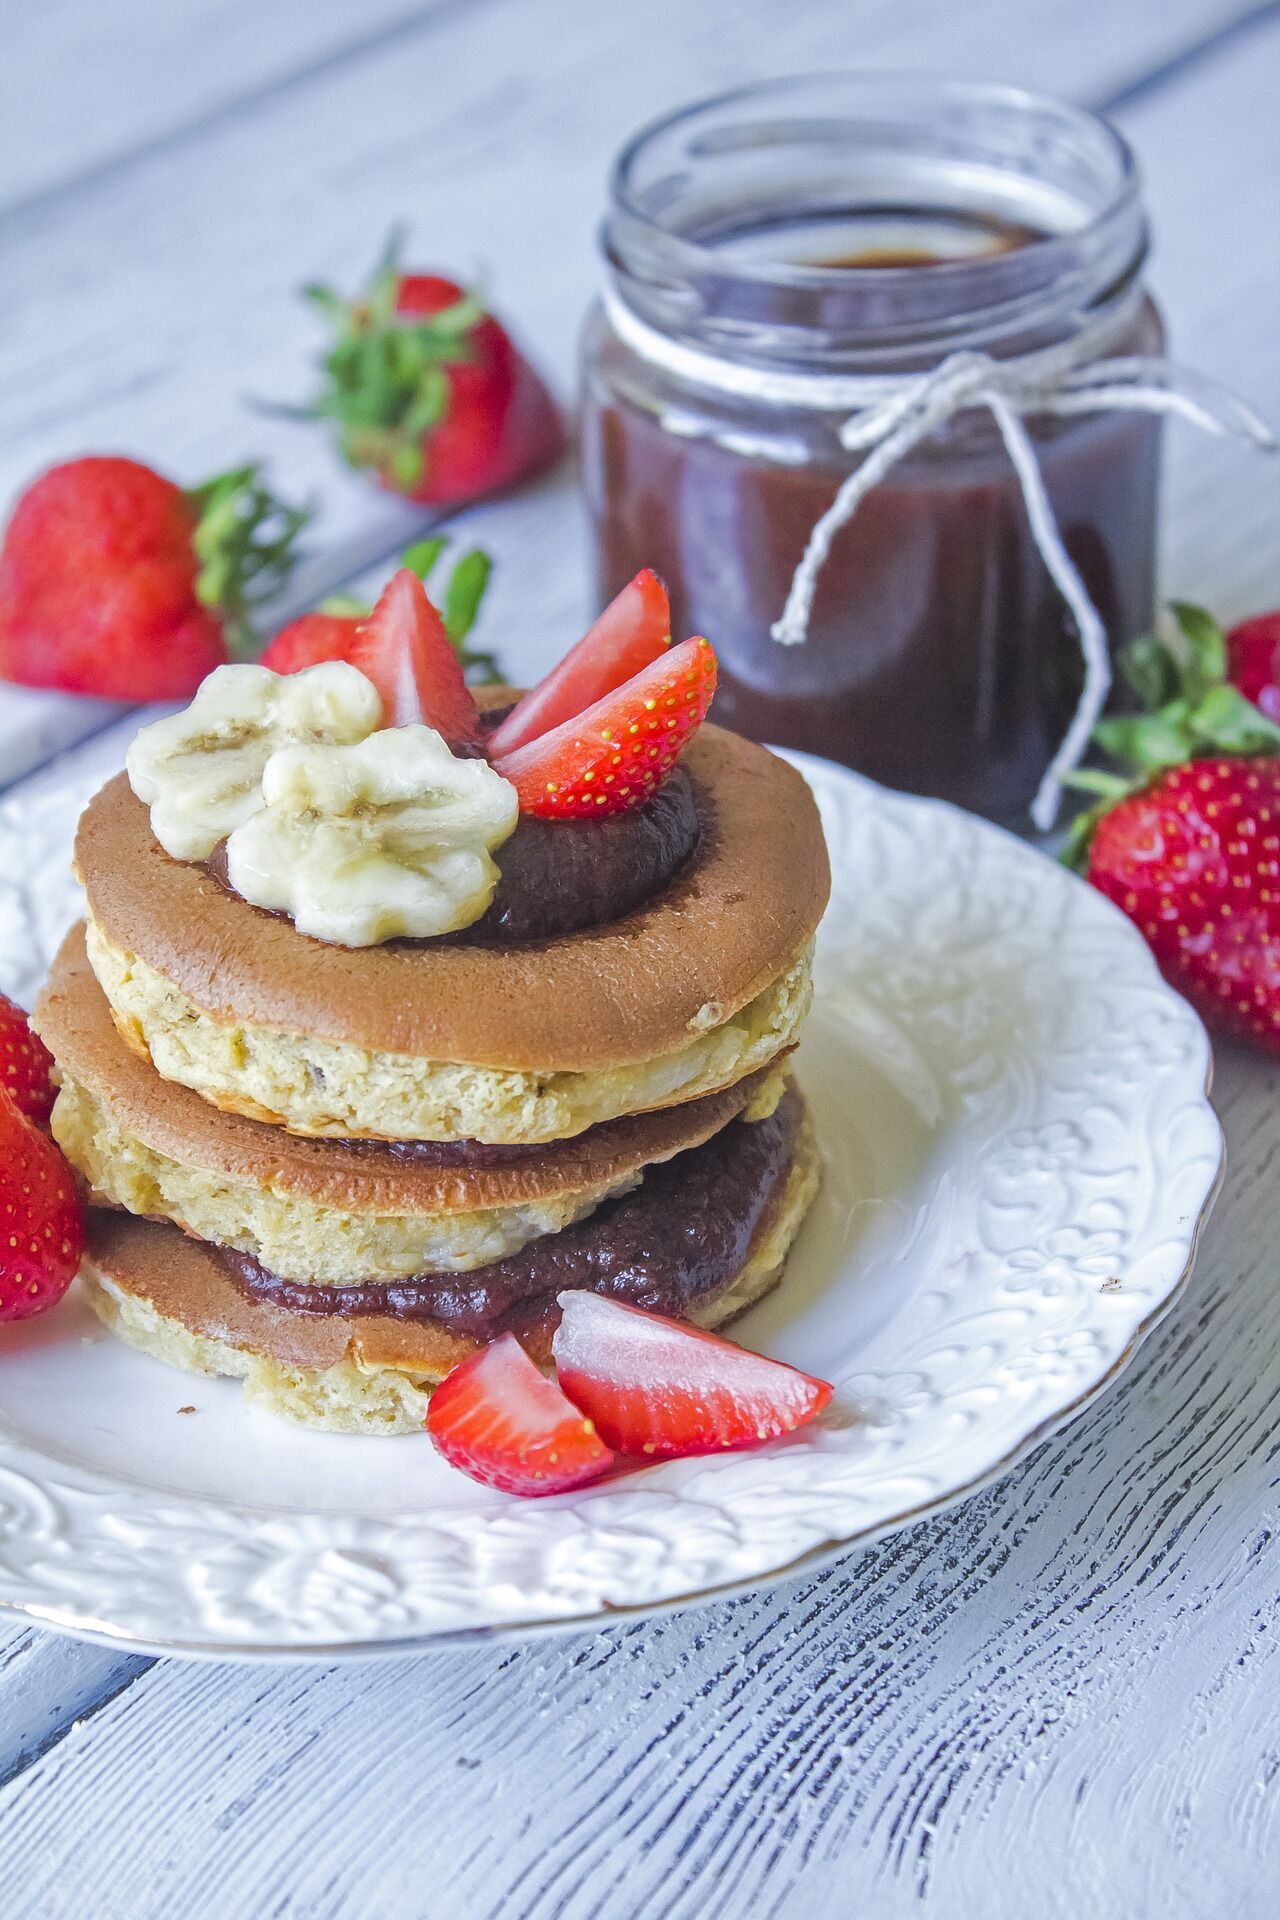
[34,719,830,1435]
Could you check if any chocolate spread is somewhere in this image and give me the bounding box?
[206,766,701,944]
[459,766,701,942]
[218,1087,801,1338]
[584,387,1162,823]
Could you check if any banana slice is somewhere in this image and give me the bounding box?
[126,661,382,861]
[224,725,519,946]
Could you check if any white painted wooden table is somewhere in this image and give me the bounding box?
[2,2,1279,1914]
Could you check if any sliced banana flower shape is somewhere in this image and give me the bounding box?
[126,661,382,862]
[224,725,520,946]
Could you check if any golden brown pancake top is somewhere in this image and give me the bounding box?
[74,722,830,1073]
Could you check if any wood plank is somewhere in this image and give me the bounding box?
[1,0,1251,218]
[0,0,463,214]
[0,0,1268,781]
[0,685,123,787]
[0,1629,148,1787]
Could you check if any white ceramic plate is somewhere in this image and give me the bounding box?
[0,750,1223,1658]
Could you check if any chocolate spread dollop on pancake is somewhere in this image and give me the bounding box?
[206,768,700,944]
[221,1087,802,1338]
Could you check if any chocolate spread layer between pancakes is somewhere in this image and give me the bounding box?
[219,1088,802,1340]
[207,767,701,944]
[83,1089,807,1375]
[76,724,830,1073]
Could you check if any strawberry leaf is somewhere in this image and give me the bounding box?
[396,542,504,683]
[401,536,447,581]
[1092,711,1192,771]
[305,240,484,480]
[1120,631,1180,709]
[186,465,310,654]
[1187,683,1280,755]
[302,284,349,327]
[1170,601,1227,694]
[1089,601,1280,773]
[1065,598,1280,873]
[401,365,450,438]
[442,550,491,648]
[388,441,424,491]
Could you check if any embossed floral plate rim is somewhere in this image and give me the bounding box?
[0,750,1224,1659]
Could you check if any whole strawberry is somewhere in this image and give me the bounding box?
[304,239,563,505]
[1226,610,1280,722]
[0,456,308,701]
[1087,760,1280,1049]
[1068,602,1280,1052]
[0,1093,83,1323]
[0,994,56,1127]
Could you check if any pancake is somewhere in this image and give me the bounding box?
[79,1097,822,1436]
[75,722,829,1142]
[37,923,786,1284]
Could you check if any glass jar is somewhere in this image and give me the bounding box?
[580,74,1164,824]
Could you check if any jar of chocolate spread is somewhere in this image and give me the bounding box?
[581,75,1164,823]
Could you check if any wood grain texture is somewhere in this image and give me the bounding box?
[0,1632,147,1788]
[1,1,1279,1913]
[0,0,466,214]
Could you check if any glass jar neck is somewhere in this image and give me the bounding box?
[603,74,1149,376]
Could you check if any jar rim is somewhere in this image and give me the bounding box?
[604,71,1148,367]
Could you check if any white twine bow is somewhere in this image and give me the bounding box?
[604,286,1277,830]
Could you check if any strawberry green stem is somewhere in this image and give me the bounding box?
[1061,600,1280,871]
[303,237,487,487]
[187,465,310,655]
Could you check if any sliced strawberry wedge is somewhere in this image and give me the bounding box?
[260,610,360,675]
[426,1333,616,1496]
[486,570,671,758]
[349,567,482,747]
[493,635,717,818]
[552,1293,833,1459]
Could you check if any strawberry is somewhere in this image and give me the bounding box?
[1085,759,1280,1049]
[305,240,563,507]
[349,567,483,746]
[552,1293,832,1459]
[493,635,717,819]
[259,610,360,677]
[0,1093,83,1324]
[0,995,56,1128]
[1226,611,1280,722]
[486,571,671,758]
[259,539,500,684]
[1066,603,1280,1052]
[0,457,308,701]
[426,1332,615,1496]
